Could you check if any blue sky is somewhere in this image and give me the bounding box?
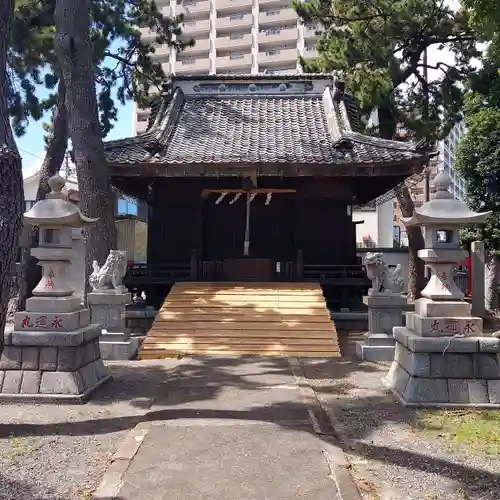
[17,98,134,174]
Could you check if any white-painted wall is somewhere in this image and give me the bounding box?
[353,200,394,247]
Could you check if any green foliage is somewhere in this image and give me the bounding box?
[8,0,189,137]
[294,0,482,141]
[455,65,500,251]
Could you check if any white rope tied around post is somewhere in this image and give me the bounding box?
[249,193,257,203]
[442,333,466,355]
[265,193,272,205]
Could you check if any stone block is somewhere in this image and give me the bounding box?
[395,343,430,377]
[362,333,395,346]
[468,380,489,404]
[395,328,480,353]
[40,371,84,395]
[429,353,473,379]
[409,313,482,337]
[414,298,471,318]
[478,337,500,353]
[0,346,22,369]
[4,328,12,346]
[368,308,403,336]
[385,362,410,395]
[88,292,130,306]
[2,371,23,393]
[82,341,97,365]
[448,380,469,404]
[355,342,395,362]
[14,310,83,332]
[487,380,500,404]
[11,325,100,347]
[21,347,39,370]
[39,347,58,371]
[473,354,500,379]
[57,347,80,371]
[79,308,90,327]
[403,377,449,403]
[26,295,81,313]
[79,362,98,389]
[21,371,42,394]
[93,359,109,380]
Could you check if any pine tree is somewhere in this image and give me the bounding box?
[295,0,481,298]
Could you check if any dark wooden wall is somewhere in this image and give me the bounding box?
[147,177,357,267]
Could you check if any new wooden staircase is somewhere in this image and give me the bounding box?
[139,282,340,358]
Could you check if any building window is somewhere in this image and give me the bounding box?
[230,53,244,59]
[230,33,244,39]
[116,198,138,216]
[230,13,245,20]
[266,10,280,16]
[266,49,280,56]
[265,29,281,35]
[181,58,195,65]
[25,200,36,211]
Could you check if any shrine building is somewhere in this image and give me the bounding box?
[104,74,431,311]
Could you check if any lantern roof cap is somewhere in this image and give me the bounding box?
[401,169,491,226]
[24,174,98,228]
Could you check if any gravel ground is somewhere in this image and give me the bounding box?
[301,333,500,500]
[0,359,182,500]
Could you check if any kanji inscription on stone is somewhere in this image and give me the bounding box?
[34,315,48,328]
[51,316,63,329]
[21,315,33,328]
[44,268,56,290]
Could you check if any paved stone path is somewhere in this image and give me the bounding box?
[94,356,344,500]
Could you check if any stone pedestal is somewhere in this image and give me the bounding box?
[0,296,110,402]
[384,300,500,407]
[356,292,406,362]
[88,292,138,360]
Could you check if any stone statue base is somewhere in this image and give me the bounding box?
[384,301,500,407]
[0,326,110,403]
[88,292,138,360]
[0,296,110,403]
[356,292,406,362]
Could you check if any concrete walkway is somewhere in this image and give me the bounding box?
[93,356,349,500]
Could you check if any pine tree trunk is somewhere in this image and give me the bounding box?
[54,0,117,288]
[14,76,69,312]
[397,186,425,299]
[0,0,25,351]
[485,254,500,314]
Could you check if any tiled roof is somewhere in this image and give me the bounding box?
[104,75,429,168]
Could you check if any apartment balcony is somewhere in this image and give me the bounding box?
[303,47,318,59]
[183,37,211,55]
[303,24,319,40]
[139,27,156,44]
[258,0,288,7]
[175,56,211,73]
[149,43,171,62]
[258,47,297,65]
[258,26,297,45]
[216,13,253,30]
[258,8,297,26]
[216,33,252,50]
[216,53,252,71]
[216,0,253,14]
[177,0,211,17]
[182,18,211,35]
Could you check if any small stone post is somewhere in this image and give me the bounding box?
[356,252,406,361]
[471,240,486,318]
[384,171,500,407]
[87,251,139,360]
[0,175,110,402]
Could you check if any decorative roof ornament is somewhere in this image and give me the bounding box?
[24,174,98,227]
[401,169,491,227]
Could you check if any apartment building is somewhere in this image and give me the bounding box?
[136,0,318,132]
[438,120,468,202]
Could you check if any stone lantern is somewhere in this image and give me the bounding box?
[385,170,500,407]
[0,175,110,401]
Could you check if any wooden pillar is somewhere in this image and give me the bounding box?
[296,249,303,280]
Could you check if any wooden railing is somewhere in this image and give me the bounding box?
[123,262,192,286]
[302,264,370,287]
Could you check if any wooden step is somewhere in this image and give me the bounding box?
[139,282,339,359]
